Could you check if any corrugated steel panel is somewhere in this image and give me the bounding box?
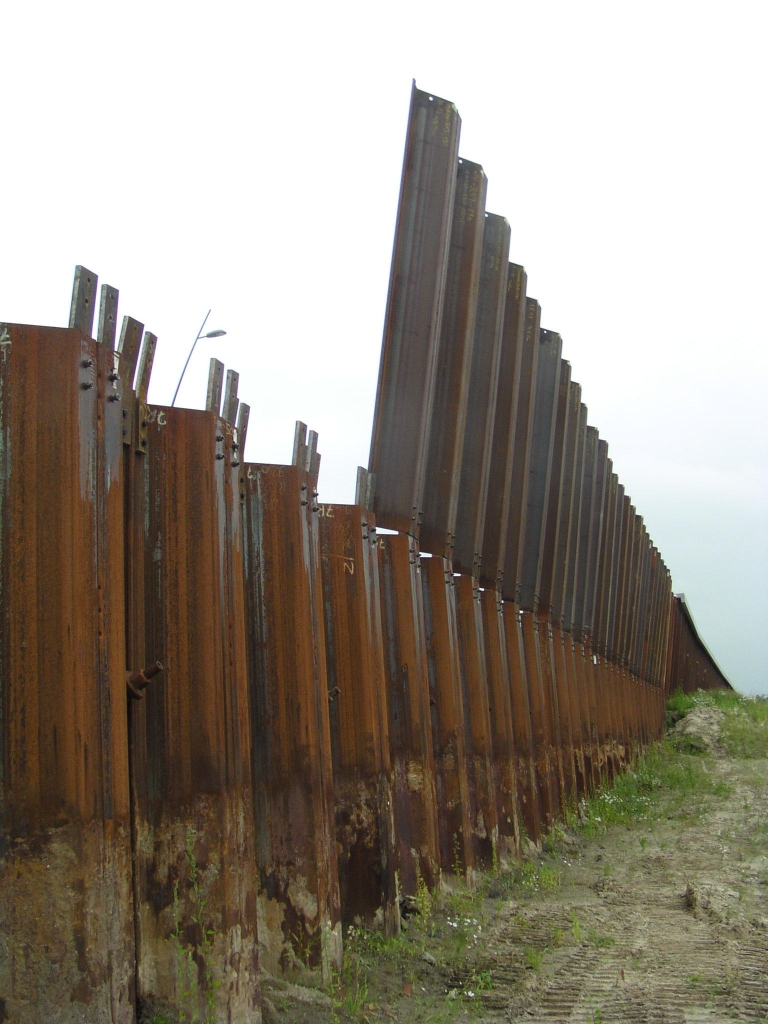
[452,214,511,577]
[319,505,398,935]
[369,84,461,535]
[420,158,487,556]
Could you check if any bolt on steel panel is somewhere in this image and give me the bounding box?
[319,505,399,936]
[420,555,474,877]
[501,603,542,843]
[560,403,588,634]
[0,323,134,1023]
[480,264,527,589]
[571,425,599,639]
[452,214,511,577]
[420,158,487,557]
[537,360,573,618]
[519,330,563,613]
[378,534,441,894]
[454,575,500,869]
[242,460,341,980]
[501,298,542,603]
[134,406,260,1019]
[479,588,521,865]
[369,84,461,536]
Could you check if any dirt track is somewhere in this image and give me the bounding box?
[264,745,768,1024]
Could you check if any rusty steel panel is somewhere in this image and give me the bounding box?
[454,575,499,869]
[550,625,577,800]
[560,403,588,634]
[479,588,521,864]
[501,298,542,602]
[378,534,440,893]
[452,214,511,577]
[480,264,527,589]
[97,283,119,348]
[319,505,398,935]
[420,158,487,557]
[537,360,572,617]
[0,323,134,1023]
[594,470,618,656]
[563,633,588,795]
[69,264,98,335]
[501,603,542,843]
[134,405,260,1019]
[242,459,341,979]
[520,611,561,828]
[369,85,461,535]
[606,485,627,660]
[420,556,474,877]
[571,426,598,639]
[519,330,563,612]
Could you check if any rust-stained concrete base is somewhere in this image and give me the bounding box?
[0,820,134,1024]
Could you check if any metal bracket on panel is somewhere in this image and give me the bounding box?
[354,467,376,510]
[206,358,224,414]
[69,265,98,337]
[97,284,119,348]
[307,429,320,477]
[137,400,150,453]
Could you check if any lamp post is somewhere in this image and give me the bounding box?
[171,310,227,407]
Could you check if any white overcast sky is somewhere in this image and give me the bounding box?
[2,1,766,694]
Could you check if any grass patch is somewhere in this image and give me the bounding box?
[669,688,768,759]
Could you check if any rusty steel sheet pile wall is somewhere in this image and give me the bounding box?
[0,82,734,1019]
[241,437,342,980]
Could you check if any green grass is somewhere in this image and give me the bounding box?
[668,688,768,759]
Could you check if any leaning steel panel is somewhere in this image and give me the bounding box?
[420,158,487,557]
[242,457,342,980]
[452,213,511,577]
[369,84,461,535]
[480,264,527,589]
[519,330,564,613]
[0,320,134,1023]
[501,298,542,603]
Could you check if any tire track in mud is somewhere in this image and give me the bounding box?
[462,757,768,1024]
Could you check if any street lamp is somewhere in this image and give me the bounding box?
[171,310,227,407]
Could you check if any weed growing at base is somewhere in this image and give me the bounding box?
[668,688,768,758]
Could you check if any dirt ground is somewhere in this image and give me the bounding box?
[264,733,768,1023]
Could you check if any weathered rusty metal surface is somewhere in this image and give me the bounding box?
[377,534,440,893]
[420,555,474,877]
[69,264,98,335]
[501,603,542,843]
[242,457,341,979]
[520,611,561,828]
[538,360,572,617]
[453,214,511,577]
[519,329,563,612]
[319,504,398,935]
[550,382,581,628]
[479,588,520,864]
[593,469,618,657]
[480,264,527,589]
[97,283,120,348]
[133,404,260,1020]
[420,158,487,557]
[502,298,541,602]
[0,323,134,1022]
[369,84,461,535]
[550,624,577,800]
[454,575,499,869]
